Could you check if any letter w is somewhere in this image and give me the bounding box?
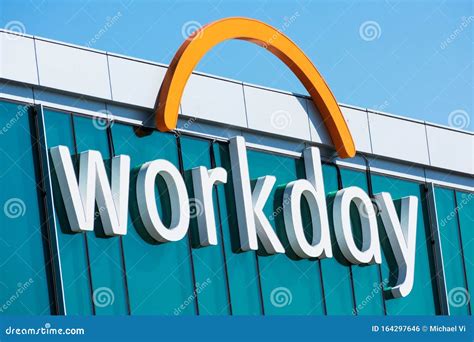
[50,145,130,236]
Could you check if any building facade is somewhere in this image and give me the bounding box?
[0,28,472,316]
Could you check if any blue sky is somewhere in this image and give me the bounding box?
[1,0,472,130]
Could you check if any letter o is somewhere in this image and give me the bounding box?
[136,159,190,242]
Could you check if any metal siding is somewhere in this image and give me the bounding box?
[244,85,311,140]
[426,125,474,175]
[35,39,111,100]
[181,74,247,128]
[368,112,430,165]
[0,32,39,85]
[108,55,166,108]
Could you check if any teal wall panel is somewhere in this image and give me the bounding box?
[180,136,231,315]
[434,187,469,315]
[339,167,385,315]
[455,191,473,315]
[246,149,325,315]
[371,174,437,315]
[43,109,93,315]
[111,124,195,315]
[3,102,469,317]
[72,116,129,315]
[211,142,263,315]
[319,164,355,315]
[0,101,52,315]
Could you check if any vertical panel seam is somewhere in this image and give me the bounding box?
[210,142,233,315]
[366,109,374,154]
[453,190,472,315]
[106,114,132,315]
[424,123,432,166]
[32,104,66,315]
[425,183,450,315]
[241,83,250,129]
[32,37,41,86]
[70,113,96,315]
[105,53,114,101]
[176,136,201,315]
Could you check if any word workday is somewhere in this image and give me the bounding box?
[51,136,418,298]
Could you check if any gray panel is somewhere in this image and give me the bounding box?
[34,88,107,114]
[181,74,247,127]
[0,32,38,85]
[242,130,308,155]
[308,102,372,153]
[333,154,368,170]
[0,80,34,102]
[425,125,473,174]
[369,157,426,182]
[425,169,473,192]
[306,98,332,146]
[177,116,243,140]
[108,55,166,108]
[244,85,311,140]
[342,106,372,153]
[368,112,430,165]
[35,39,111,100]
[106,103,152,126]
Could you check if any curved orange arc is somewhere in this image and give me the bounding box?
[155,17,356,158]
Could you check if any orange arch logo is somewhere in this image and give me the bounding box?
[154,17,356,158]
